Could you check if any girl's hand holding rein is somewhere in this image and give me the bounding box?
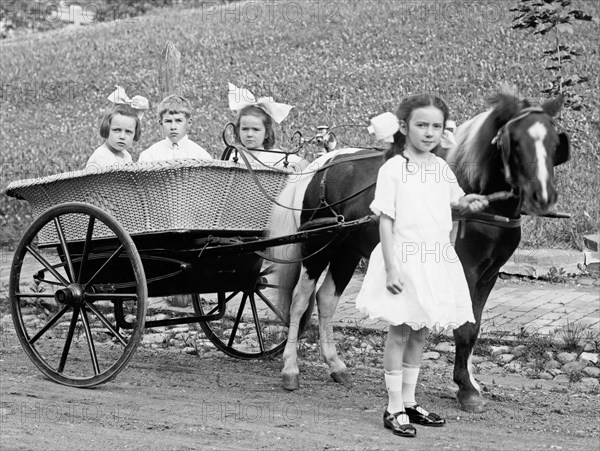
[456,194,489,214]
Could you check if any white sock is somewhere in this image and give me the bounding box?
[384,370,404,414]
[402,364,428,414]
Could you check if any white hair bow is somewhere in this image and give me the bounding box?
[367,112,399,143]
[108,85,149,118]
[440,127,457,151]
[228,82,293,124]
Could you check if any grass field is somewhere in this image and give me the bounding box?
[1,0,599,249]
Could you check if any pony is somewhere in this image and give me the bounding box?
[268,92,570,412]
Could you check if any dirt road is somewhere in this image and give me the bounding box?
[1,326,599,451]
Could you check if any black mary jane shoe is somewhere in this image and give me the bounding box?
[383,410,417,437]
[405,405,446,427]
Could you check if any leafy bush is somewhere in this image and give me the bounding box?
[511,0,595,110]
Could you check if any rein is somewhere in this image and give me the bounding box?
[234,145,381,215]
[235,144,523,240]
[454,190,522,238]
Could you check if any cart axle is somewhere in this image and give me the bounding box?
[55,284,85,307]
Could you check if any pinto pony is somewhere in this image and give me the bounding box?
[269,92,570,412]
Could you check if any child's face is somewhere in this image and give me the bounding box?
[401,106,445,154]
[161,112,191,143]
[239,114,266,150]
[107,114,137,151]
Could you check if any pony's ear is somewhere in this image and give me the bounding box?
[541,95,565,117]
[554,132,570,166]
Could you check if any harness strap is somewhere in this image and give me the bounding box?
[317,166,340,220]
[457,216,522,239]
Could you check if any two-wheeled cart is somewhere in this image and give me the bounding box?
[5,153,374,387]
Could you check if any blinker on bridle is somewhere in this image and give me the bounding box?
[491,106,552,185]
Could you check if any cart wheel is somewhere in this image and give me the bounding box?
[193,263,313,359]
[9,202,147,387]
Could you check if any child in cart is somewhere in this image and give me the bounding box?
[139,94,212,162]
[86,86,148,169]
[227,83,304,170]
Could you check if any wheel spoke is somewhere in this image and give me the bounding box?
[201,303,219,317]
[257,282,278,289]
[83,244,124,289]
[227,294,248,348]
[77,216,96,283]
[26,245,69,286]
[204,291,240,316]
[58,307,80,373]
[35,263,74,285]
[54,216,76,283]
[28,305,70,345]
[32,277,66,287]
[85,302,128,346]
[255,290,287,324]
[80,306,100,375]
[225,292,240,302]
[248,293,266,353]
[259,264,275,276]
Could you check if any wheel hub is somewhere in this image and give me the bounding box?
[55,284,85,307]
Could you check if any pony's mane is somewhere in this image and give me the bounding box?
[450,93,529,191]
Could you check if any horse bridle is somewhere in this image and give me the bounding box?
[458,106,553,236]
[491,106,551,185]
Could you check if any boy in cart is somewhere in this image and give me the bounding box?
[139,95,213,162]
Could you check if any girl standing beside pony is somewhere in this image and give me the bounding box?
[356,94,488,438]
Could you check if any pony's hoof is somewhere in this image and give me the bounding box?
[330,371,352,384]
[457,394,486,413]
[282,374,300,391]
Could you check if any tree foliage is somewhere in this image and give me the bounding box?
[510,0,595,110]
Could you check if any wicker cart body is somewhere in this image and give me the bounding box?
[4,159,309,387]
[8,160,287,295]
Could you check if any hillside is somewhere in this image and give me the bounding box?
[1,0,598,248]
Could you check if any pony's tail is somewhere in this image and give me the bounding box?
[268,183,301,322]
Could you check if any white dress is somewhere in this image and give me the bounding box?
[85,143,132,170]
[355,154,475,330]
